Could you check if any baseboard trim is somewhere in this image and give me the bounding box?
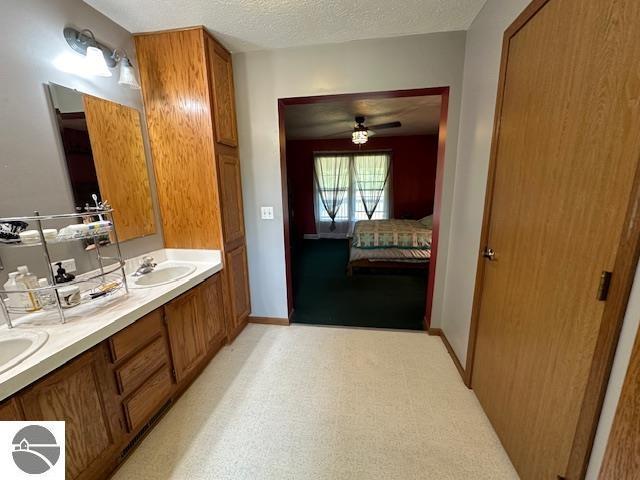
[428,327,469,388]
[248,316,290,326]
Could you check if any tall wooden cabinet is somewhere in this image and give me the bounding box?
[135,27,250,341]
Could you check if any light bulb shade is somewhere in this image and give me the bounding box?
[352,129,368,145]
[118,58,141,89]
[85,46,112,77]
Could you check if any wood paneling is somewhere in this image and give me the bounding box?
[0,397,23,420]
[19,346,122,480]
[135,29,224,249]
[218,151,245,245]
[206,36,238,147]
[165,289,207,383]
[469,1,640,479]
[115,336,168,395]
[83,94,155,241]
[226,244,251,330]
[109,309,164,362]
[122,366,172,432]
[199,274,226,347]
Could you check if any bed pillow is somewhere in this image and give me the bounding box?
[419,215,433,229]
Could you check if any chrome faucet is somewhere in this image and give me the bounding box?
[133,256,157,276]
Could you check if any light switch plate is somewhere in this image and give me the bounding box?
[51,258,77,273]
[261,206,274,220]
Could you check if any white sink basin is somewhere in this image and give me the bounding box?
[0,330,48,375]
[129,263,197,288]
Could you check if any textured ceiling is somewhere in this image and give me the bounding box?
[284,96,442,140]
[84,0,486,52]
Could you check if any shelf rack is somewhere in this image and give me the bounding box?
[0,207,129,328]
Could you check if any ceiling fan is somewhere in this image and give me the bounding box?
[351,115,402,145]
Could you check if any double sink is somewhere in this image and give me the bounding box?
[0,260,197,375]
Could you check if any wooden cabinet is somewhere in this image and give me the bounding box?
[226,244,251,332]
[19,345,122,480]
[199,274,226,347]
[218,151,245,245]
[136,27,251,341]
[165,288,208,383]
[207,37,238,147]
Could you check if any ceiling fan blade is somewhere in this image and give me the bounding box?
[368,121,402,130]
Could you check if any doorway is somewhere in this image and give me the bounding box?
[278,87,449,329]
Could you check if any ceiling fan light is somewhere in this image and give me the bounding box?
[352,129,368,145]
[86,46,112,77]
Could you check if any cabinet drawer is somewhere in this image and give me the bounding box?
[115,336,168,395]
[109,309,164,362]
[123,366,173,432]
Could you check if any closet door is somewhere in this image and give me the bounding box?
[207,37,238,147]
[470,1,640,479]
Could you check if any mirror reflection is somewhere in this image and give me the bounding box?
[48,83,155,242]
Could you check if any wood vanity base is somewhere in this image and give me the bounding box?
[0,272,239,480]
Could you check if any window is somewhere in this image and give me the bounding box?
[314,152,391,236]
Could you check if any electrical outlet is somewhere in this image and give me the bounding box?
[51,258,77,273]
[261,206,274,220]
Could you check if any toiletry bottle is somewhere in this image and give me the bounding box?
[54,262,75,284]
[16,265,42,311]
[37,278,55,309]
[3,272,36,312]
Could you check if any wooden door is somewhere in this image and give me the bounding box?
[206,36,238,147]
[19,345,122,480]
[165,290,207,383]
[218,150,245,245]
[226,244,251,331]
[0,398,23,420]
[199,274,226,347]
[83,94,155,241]
[470,1,640,479]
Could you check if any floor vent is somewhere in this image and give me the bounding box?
[120,400,172,460]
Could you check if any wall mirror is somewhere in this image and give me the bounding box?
[47,83,155,242]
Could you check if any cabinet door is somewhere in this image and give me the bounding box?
[207,37,238,147]
[19,345,122,480]
[226,244,251,330]
[199,274,226,347]
[218,151,245,245]
[165,290,207,383]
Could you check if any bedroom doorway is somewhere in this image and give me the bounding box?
[278,87,449,330]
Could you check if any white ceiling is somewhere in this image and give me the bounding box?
[284,96,442,140]
[84,0,486,52]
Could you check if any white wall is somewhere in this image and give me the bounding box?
[442,0,640,476]
[233,31,467,319]
[0,0,163,283]
[440,0,531,367]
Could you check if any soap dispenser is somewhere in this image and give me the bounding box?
[54,262,75,284]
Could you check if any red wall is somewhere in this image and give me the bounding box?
[286,135,438,237]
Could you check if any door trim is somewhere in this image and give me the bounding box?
[277,86,450,326]
[466,0,640,477]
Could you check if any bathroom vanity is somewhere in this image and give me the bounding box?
[0,249,229,480]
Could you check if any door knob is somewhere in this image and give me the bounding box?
[482,247,496,261]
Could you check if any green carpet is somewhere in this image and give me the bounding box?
[292,239,426,330]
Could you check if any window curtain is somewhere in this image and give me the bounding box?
[352,153,391,219]
[314,154,351,234]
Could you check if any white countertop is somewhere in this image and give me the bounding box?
[0,248,222,401]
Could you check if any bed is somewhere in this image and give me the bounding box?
[347,218,432,275]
